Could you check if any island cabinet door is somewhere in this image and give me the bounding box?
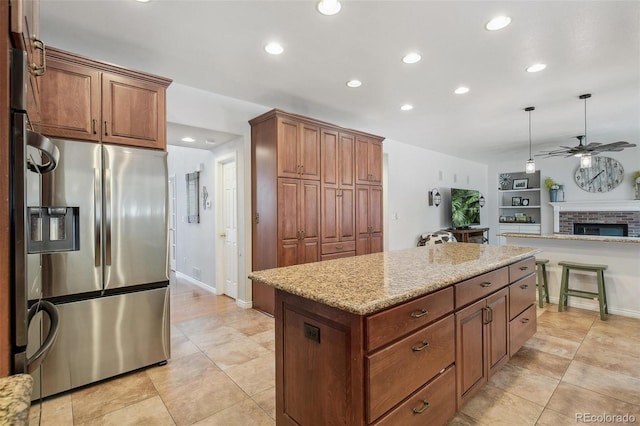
[486,287,509,377]
[455,298,487,408]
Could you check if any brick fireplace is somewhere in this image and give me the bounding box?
[551,200,640,238]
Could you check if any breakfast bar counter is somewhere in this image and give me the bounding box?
[250,243,540,425]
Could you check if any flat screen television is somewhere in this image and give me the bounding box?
[451,188,481,229]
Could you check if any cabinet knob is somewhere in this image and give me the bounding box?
[520,284,529,289]
[480,282,493,288]
[519,266,529,271]
[521,317,530,324]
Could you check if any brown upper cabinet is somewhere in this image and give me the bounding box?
[30,47,171,150]
[10,0,43,117]
[356,136,383,185]
[276,117,320,180]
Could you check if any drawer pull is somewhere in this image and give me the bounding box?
[411,341,430,352]
[336,245,344,250]
[519,266,529,271]
[480,282,493,288]
[412,400,430,415]
[521,318,530,324]
[410,308,428,319]
[520,284,529,289]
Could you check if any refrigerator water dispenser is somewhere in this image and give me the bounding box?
[28,207,80,253]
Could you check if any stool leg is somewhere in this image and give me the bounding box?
[558,266,568,312]
[542,264,550,303]
[597,270,607,320]
[537,266,545,308]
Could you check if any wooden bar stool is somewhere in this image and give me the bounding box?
[557,261,608,320]
[535,259,550,308]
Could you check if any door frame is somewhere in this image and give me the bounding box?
[215,151,238,297]
[168,174,177,272]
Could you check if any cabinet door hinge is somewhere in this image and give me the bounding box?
[255,212,260,224]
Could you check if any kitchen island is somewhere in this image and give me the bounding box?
[250,243,539,425]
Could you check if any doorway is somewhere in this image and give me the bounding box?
[216,154,238,299]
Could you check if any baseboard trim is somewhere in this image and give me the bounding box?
[175,271,216,294]
[547,296,640,319]
[236,299,253,309]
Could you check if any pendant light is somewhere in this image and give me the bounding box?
[524,106,535,174]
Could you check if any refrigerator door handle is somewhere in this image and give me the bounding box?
[26,300,60,374]
[105,168,112,266]
[94,168,102,267]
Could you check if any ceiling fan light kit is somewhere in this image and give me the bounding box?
[536,93,637,165]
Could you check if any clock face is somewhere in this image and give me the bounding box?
[574,156,624,193]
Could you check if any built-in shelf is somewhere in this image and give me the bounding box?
[497,171,542,240]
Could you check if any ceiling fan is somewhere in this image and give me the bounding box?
[537,93,637,159]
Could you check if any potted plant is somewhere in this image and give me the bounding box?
[633,170,640,200]
[544,177,561,202]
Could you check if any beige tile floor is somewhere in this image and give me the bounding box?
[29,274,640,425]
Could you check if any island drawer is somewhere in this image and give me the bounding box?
[366,315,455,423]
[509,274,536,320]
[322,241,356,254]
[455,267,509,308]
[509,257,535,282]
[366,287,454,351]
[373,366,456,426]
[509,304,537,356]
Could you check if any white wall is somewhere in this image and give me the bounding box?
[167,145,217,289]
[384,139,489,250]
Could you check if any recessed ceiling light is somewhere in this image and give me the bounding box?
[264,42,284,55]
[317,0,341,15]
[181,137,195,143]
[485,16,511,31]
[346,79,362,88]
[454,87,470,95]
[205,139,217,145]
[526,63,547,73]
[400,104,413,111]
[135,0,151,3]
[402,52,422,64]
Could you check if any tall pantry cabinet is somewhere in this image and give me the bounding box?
[251,110,384,315]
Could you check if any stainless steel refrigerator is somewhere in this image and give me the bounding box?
[11,48,170,400]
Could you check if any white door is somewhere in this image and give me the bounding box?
[221,160,238,299]
[169,175,177,272]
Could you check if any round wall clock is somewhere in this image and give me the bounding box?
[574,156,624,193]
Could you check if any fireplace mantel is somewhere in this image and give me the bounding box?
[549,200,640,232]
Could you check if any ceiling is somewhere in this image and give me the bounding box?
[39,1,640,163]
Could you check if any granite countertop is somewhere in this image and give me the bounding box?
[249,243,539,315]
[499,233,640,244]
[0,374,33,425]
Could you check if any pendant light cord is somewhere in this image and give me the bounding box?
[528,109,532,160]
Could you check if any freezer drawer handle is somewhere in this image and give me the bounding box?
[26,301,59,374]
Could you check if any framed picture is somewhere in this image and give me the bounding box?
[522,198,530,206]
[512,178,528,189]
[511,196,522,206]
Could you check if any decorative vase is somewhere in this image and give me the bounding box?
[636,183,640,200]
[549,189,559,202]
